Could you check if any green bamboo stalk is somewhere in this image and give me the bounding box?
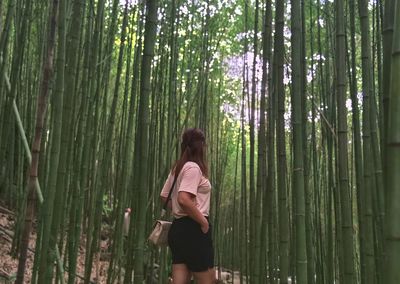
[335,0,356,280]
[238,2,251,280]
[315,2,328,280]
[66,2,90,283]
[291,0,308,280]
[37,0,66,281]
[166,0,178,166]
[382,0,395,186]
[252,0,264,280]
[87,0,127,282]
[15,0,59,282]
[125,0,158,282]
[0,0,14,126]
[107,5,139,283]
[384,2,400,283]
[358,0,378,280]
[50,0,84,282]
[82,1,106,281]
[47,0,68,282]
[240,60,248,282]
[231,133,240,280]
[0,0,27,189]
[249,0,259,280]
[299,0,314,279]
[347,0,365,279]
[274,0,289,281]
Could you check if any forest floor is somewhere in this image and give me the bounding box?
[0,204,242,283]
[0,204,109,283]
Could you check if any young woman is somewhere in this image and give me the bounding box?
[160,128,216,284]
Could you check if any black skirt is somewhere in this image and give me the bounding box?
[168,216,214,272]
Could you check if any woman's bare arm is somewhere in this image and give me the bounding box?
[177,191,209,233]
[160,197,172,209]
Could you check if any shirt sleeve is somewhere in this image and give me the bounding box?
[160,173,174,198]
[177,165,202,196]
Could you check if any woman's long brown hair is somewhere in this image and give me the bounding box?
[173,128,208,178]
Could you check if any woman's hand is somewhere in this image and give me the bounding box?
[178,191,209,233]
[200,219,209,234]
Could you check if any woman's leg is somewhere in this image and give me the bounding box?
[192,268,216,284]
[172,264,192,284]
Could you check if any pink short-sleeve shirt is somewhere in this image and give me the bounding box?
[160,162,211,218]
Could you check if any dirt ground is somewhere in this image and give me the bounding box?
[0,207,109,283]
[0,206,244,284]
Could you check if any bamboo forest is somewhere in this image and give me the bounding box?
[0,0,399,283]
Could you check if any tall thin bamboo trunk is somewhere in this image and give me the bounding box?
[335,0,356,280]
[291,0,308,280]
[82,0,106,281]
[382,0,395,181]
[36,0,66,282]
[274,0,289,281]
[256,0,270,282]
[125,0,158,282]
[358,0,378,280]
[55,1,84,281]
[15,0,59,282]
[384,2,400,283]
[348,0,365,279]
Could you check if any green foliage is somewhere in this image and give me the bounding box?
[0,0,397,282]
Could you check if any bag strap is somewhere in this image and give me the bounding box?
[161,174,178,217]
